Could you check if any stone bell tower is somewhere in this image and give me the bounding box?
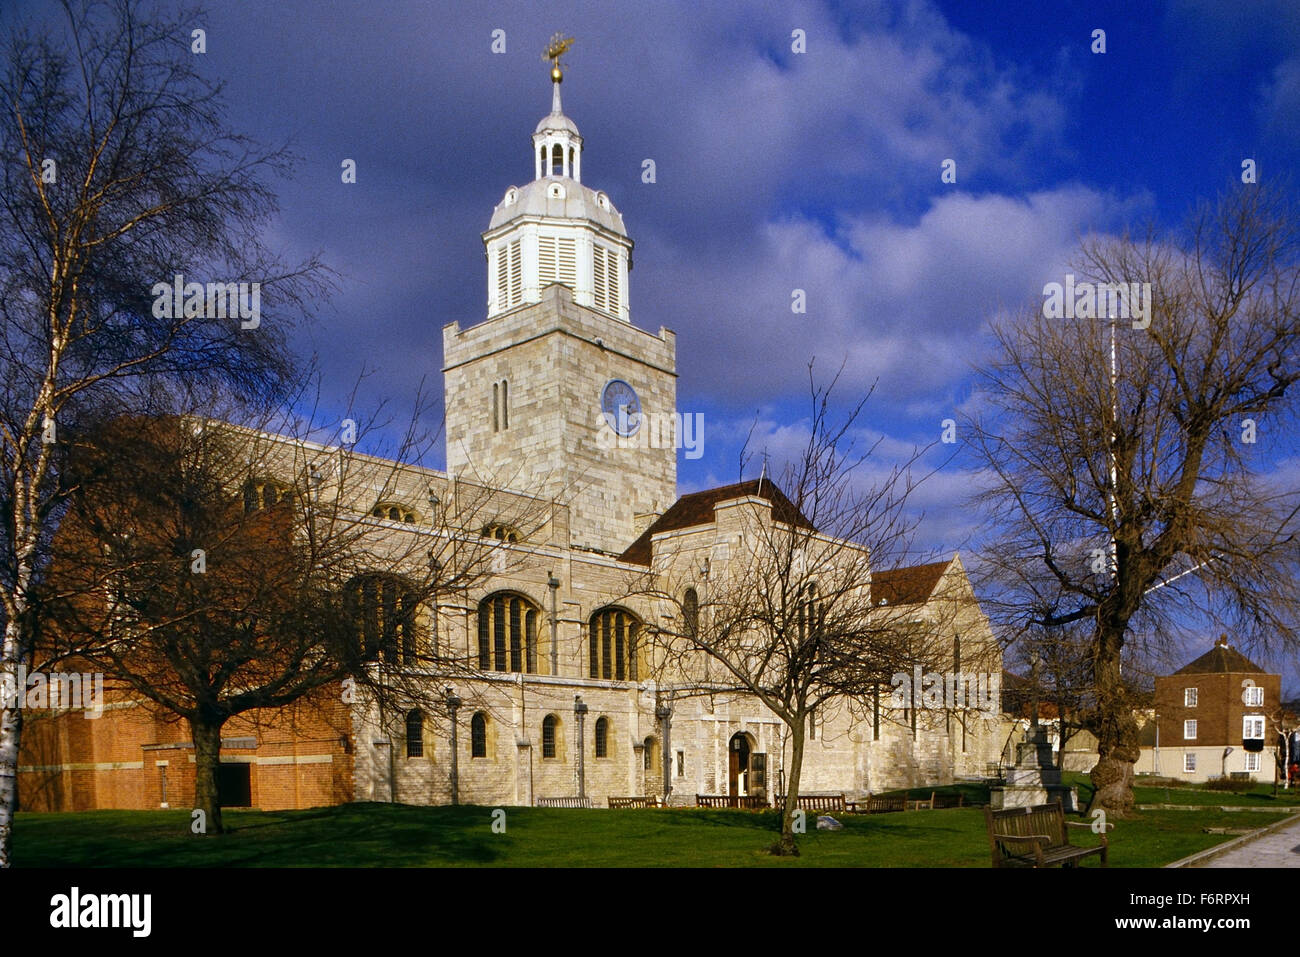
[443,40,677,554]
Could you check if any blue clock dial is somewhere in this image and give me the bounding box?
[601,379,641,436]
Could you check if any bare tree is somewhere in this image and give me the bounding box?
[42,385,554,833]
[0,0,328,864]
[627,373,985,855]
[968,183,1300,815]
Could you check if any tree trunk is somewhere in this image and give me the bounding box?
[773,719,805,856]
[0,615,29,868]
[1090,624,1138,817]
[189,715,226,835]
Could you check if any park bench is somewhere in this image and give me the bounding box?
[536,796,594,808]
[607,795,664,809]
[984,800,1110,868]
[846,795,906,814]
[695,794,769,809]
[773,793,846,812]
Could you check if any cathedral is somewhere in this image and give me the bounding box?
[16,60,1004,814]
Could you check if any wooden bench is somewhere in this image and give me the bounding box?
[908,791,967,810]
[773,793,846,813]
[536,796,594,808]
[846,795,906,814]
[984,800,1110,868]
[607,795,664,809]
[695,794,769,809]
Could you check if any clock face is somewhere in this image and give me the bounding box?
[601,379,641,436]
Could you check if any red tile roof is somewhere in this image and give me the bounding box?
[870,558,953,606]
[618,479,813,566]
[1173,640,1268,675]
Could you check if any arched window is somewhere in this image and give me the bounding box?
[243,478,292,514]
[471,712,487,758]
[371,502,419,524]
[480,523,521,543]
[345,574,421,664]
[477,592,541,673]
[406,710,424,758]
[683,588,699,639]
[588,607,642,681]
[551,143,563,175]
[594,716,609,758]
[797,582,822,647]
[542,714,558,759]
[643,736,657,772]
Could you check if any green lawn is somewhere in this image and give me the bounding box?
[13,800,1291,867]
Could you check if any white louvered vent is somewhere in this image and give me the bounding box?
[593,243,608,312]
[557,237,577,289]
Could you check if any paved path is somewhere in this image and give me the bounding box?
[1196,815,1300,867]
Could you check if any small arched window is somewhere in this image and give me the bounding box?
[371,503,419,524]
[480,523,521,543]
[471,712,487,758]
[683,588,699,639]
[551,143,563,174]
[243,479,292,514]
[594,716,609,758]
[542,714,558,759]
[406,710,424,758]
[797,582,822,647]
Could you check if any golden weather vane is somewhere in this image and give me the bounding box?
[543,33,575,81]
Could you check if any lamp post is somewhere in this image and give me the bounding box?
[656,701,673,798]
[574,694,588,799]
[445,686,461,805]
[548,572,560,675]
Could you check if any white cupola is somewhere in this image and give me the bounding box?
[482,55,634,322]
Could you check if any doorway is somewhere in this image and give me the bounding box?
[728,732,754,796]
[217,762,252,807]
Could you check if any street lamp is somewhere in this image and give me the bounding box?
[445,686,462,804]
[574,694,588,799]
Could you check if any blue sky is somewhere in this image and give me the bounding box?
[6,0,1300,684]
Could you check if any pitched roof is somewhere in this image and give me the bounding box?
[1173,639,1267,675]
[617,479,812,567]
[871,558,953,606]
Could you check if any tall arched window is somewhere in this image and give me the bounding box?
[477,592,541,673]
[683,588,699,639]
[588,607,641,681]
[406,710,424,758]
[345,574,421,664]
[471,712,487,758]
[796,582,822,648]
[594,716,609,758]
[542,714,558,759]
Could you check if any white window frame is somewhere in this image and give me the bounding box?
[1244,685,1264,707]
[1184,753,1197,773]
[1244,752,1261,773]
[1244,715,1265,740]
[1184,719,1197,740]
[1184,687,1198,707]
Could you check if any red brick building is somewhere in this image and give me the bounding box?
[17,685,352,812]
[1140,637,1281,782]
